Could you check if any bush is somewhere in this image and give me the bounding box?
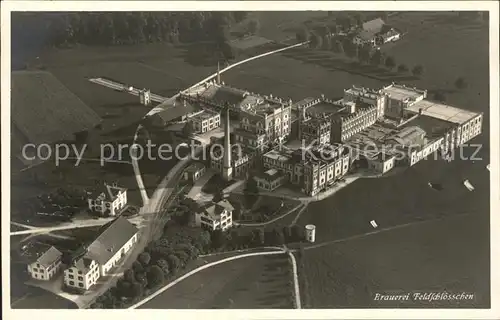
[147,265,165,288]
[138,252,151,266]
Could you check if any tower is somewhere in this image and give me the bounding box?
[222,106,233,181]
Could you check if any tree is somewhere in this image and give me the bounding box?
[166,254,181,272]
[358,45,371,64]
[251,228,265,246]
[138,252,151,267]
[147,265,165,288]
[370,49,383,66]
[433,92,446,102]
[291,225,303,241]
[195,230,211,251]
[124,268,136,283]
[210,229,226,249]
[232,12,248,23]
[116,279,132,298]
[322,35,332,50]
[247,19,260,35]
[296,26,310,43]
[309,33,322,49]
[385,56,396,70]
[132,260,144,272]
[397,64,408,73]
[130,282,144,298]
[156,259,170,275]
[182,121,194,137]
[412,64,424,77]
[455,77,467,90]
[243,176,259,208]
[271,228,285,245]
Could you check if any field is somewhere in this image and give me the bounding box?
[300,211,490,308]
[139,254,295,309]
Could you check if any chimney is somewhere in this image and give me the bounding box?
[222,106,233,181]
[216,61,221,85]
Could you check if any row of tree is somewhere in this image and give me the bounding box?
[90,226,212,308]
[16,12,247,48]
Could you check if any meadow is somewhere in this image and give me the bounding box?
[139,254,295,309]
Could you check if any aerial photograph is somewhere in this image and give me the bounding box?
[8,9,491,310]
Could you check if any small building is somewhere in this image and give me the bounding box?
[183,162,206,182]
[64,216,139,292]
[64,256,100,291]
[87,183,128,217]
[366,152,396,174]
[305,224,316,243]
[254,168,286,191]
[188,109,221,134]
[195,199,234,231]
[27,245,63,281]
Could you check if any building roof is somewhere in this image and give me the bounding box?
[88,184,127,202]
[84,216,138,265]
[11,70,102,146]
[256,168,284,181]
[29,245,63,267]
[386,126,426,146]
[185,161,205,173]
[200,199,234,220]
[153,98,195,123]
[406,99,480,125]
[362,18,385,32]
[380,84,427,102]
[72,257,96,273]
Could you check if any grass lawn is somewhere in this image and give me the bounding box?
[300,211,490,308]
[139,254,294,309]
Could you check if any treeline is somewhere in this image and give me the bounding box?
[15,12,249,47]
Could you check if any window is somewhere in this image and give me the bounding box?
[69,274,74,279]
[33,267,38,272]
[78,276,83,281]
[69,281,75,285]
[79,283,84,288]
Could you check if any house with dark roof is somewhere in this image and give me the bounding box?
[352,18,401,46]
[87,182,128,217]
[64,216,139,291]
[195,199,234,231]
[27,245,63,281]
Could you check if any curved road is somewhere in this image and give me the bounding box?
[129,249,301,309]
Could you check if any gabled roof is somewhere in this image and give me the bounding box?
[84,216,138,265]
[88,184,127,202]
[72,257,96,273]
[199,199,234,220]
[30,245,63,267]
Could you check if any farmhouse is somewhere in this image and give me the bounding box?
[64,216,139,291]
[87,183,128,217]
[27,245,63,281]
[195,199,234,231]
[352,18,401,46]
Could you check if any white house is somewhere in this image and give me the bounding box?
[64,217,139,291]
[87,183,128,217]
[27,245,63,281]
[64,257,100,291]
[195,199,234,231]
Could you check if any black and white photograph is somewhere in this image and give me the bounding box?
[2,1,499,318]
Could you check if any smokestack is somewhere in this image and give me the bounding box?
[222,106,233,181]
[217,61,221,85]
